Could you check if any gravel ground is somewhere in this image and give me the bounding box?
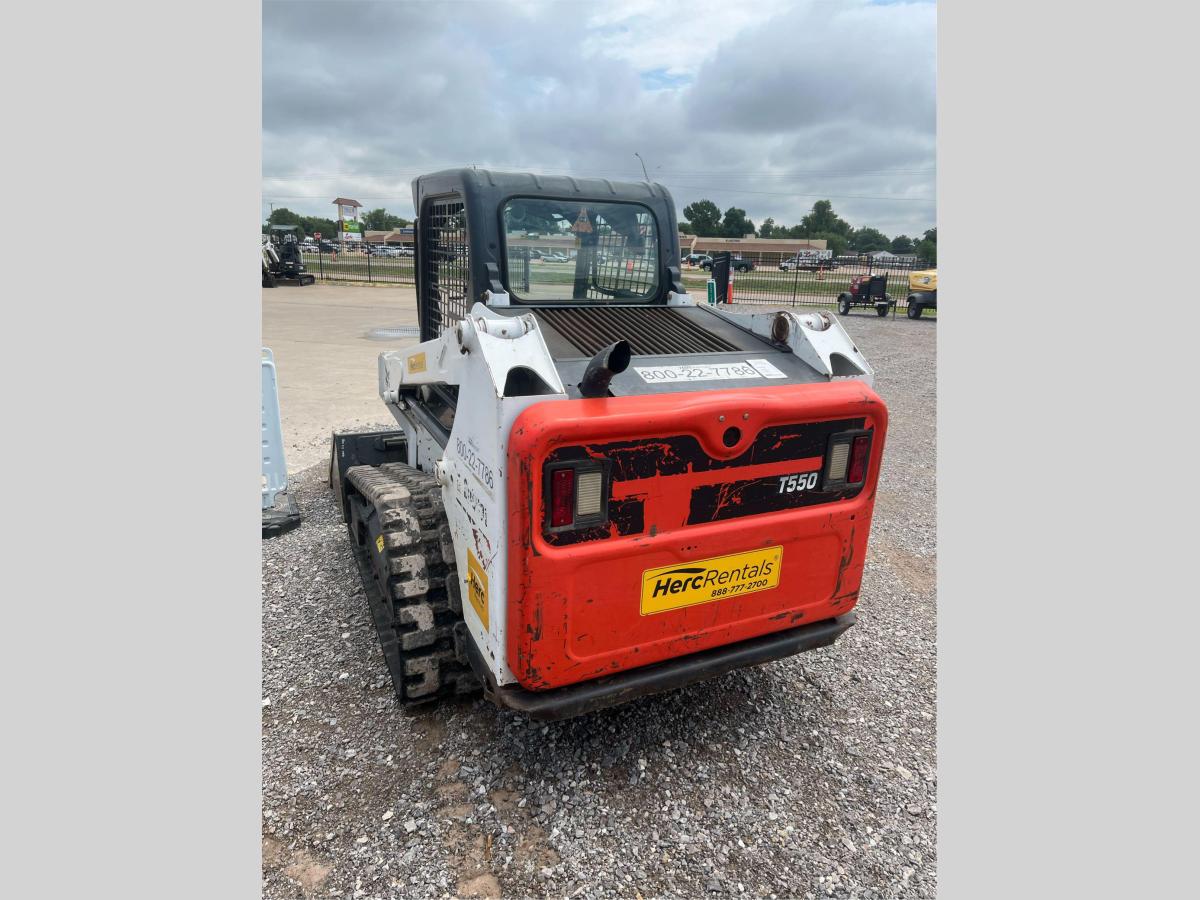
[262,311,936,899]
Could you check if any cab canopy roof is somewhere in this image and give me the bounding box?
[411,168,683,299]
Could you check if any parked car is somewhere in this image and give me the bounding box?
[397,247,415,257]
[779,255,839,272]
[544,252,569,262]
[369,245,402,257]
[701,255,754,272]
[683,253,711,266]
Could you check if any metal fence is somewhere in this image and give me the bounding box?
[291,245,934,313]
[299,247,416,285]
[686,252,934,310]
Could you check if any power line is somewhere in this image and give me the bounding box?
[262,167,935,181]
[263,186,935,204]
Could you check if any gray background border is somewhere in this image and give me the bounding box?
[3,1,1196,897]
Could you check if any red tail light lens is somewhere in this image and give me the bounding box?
[847,435,870,483]
[550,468,575,527]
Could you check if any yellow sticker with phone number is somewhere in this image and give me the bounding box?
[640,546,782,615]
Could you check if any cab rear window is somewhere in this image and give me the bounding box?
[502,198,660,302]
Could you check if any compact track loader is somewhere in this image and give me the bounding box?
[331,169,888,720]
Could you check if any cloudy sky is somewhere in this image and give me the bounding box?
[263,0,935,238]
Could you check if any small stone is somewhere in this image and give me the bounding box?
[382,810,394,821]
[404,819,418,833]
[896,765,913,780]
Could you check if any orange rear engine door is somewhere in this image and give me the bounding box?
[506,380,887,691]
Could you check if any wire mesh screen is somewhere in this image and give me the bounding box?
[420,197,469,340]
[502,199,660,303]
[585,225,659,301]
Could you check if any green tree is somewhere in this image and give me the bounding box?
[923,227,937,245]
[916,238,937,265]
[678,222,694,235]
[800,200,851,237]
[721,206,755,237]
[890,234,914,254]
[849,227,890,253]
[758,217,777,238]
[811,231,849,257]
[301,216,339,240]
[682,200,722,236]
[266,207,308,234]
[361,207,411,231]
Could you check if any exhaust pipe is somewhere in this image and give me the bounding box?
[579,340,631,398]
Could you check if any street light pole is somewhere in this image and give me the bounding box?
[634,152,649,182]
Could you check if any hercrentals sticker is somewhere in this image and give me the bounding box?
[640,546,782,615]
[466,548,489,629]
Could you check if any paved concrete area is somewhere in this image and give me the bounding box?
[263,284,420,473]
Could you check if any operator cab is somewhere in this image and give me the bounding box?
[409,169,846,421]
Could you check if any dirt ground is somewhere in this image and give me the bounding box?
[263,284,421,473]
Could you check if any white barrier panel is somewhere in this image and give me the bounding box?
[261,348,288,509]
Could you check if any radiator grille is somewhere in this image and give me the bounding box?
[536,307,738,357]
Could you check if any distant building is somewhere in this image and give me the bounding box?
[364,228,415,246]
[682,236,829,261]
[868,249,919,264]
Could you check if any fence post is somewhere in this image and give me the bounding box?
[367,248,372,283]
[790,258,800,307]
[317,249,324,280]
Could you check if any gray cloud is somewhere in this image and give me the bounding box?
[263,0,935,237]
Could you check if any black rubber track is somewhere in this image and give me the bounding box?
[343,463,480,705]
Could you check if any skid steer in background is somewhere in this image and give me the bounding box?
[330,169,888,720]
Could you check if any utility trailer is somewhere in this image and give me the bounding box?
[331,169,888,720]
